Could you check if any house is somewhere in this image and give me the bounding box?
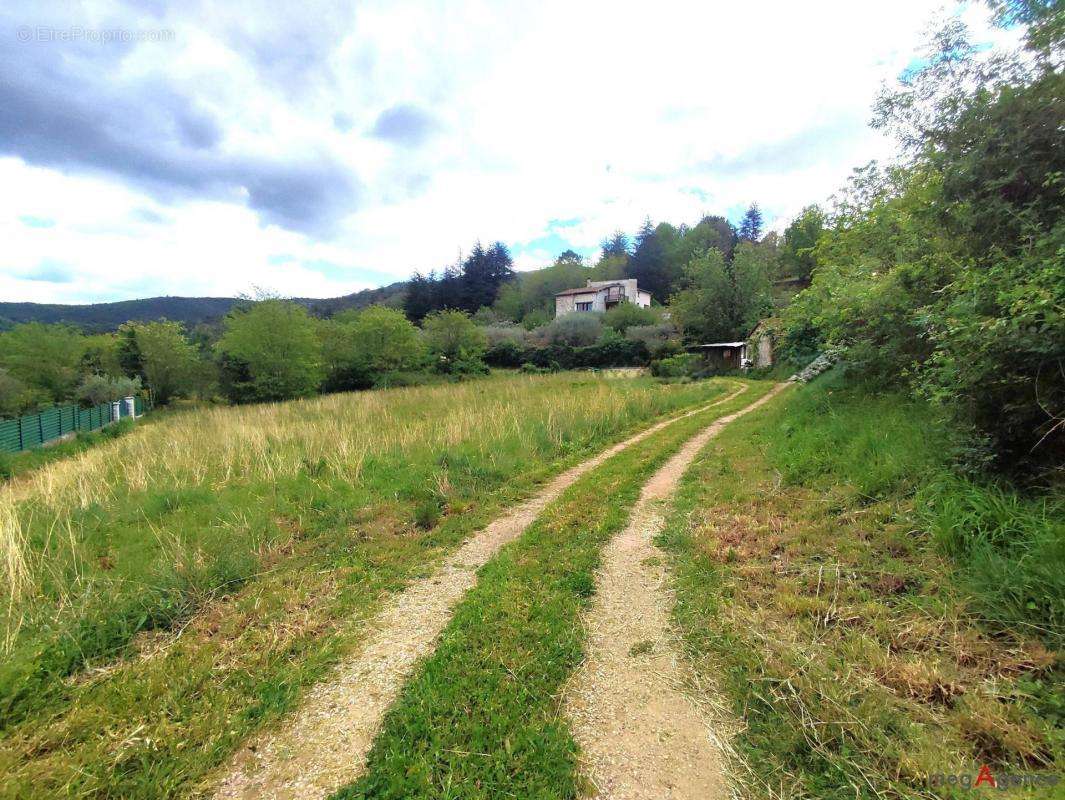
[554,278,652,318]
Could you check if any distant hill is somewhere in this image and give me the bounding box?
[0,282,409,333]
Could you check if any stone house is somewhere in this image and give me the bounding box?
[554,278,652,318]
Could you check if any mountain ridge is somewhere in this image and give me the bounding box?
[0,281,409,332]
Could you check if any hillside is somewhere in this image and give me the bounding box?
[0,281,408,333]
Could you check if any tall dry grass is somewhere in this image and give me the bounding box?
[0,373,718,679]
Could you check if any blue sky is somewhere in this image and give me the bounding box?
[0,1,1015,303]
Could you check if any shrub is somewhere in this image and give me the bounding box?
[603,301,659,334]
[626,323,680,357]
[520,339,650,370]
[0,369,41,418]
[322,306,427,392]
[217,300,324,403]
[75,374,143,407]
[482,324,527,348]
[529,313,603,347]
[650,353,702,379]
[422,310,488,374]
[484,339,525,368]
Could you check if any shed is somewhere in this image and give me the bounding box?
[687,341,748,371]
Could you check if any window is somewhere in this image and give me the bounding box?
[575,302,593,311]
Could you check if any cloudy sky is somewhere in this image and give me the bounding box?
[0,1,1010,304]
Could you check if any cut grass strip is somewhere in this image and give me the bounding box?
[0,374,729,799]
[334,380,779,800]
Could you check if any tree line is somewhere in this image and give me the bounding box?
[776,0,1063,477]
[0,202,806,418]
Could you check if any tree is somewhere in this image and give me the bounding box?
[82,334,124,378]
[681,215,737,262]
[555,249,583,265]
[461,241,514,311]
[322,306,426,390]
[600,231,630,259]
[670,243,773,343]
[421,310,488,373]
[630,219,680,301]
[404,271,436,322]
[217,300,324,402]
[780,205,825,282]
[781,7,1065,474]
[0,369,34,417]
[738,203,764,241]
[492,258,590,323]
[119,320,198,404]
[0,323,86,402]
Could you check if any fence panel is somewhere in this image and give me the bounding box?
[0,418,20,452]
[0,398,148,454]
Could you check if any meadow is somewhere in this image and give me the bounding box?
[0,371,726,798]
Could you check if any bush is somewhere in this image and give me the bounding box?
[0,369,41,418]
[529,313,603,347]
[75,374,142,407]
[650,353,702,379]
[626,323,680,358]
[217,300,324,403]
[484,339,525,368]
[520,362,556,374]
[322,306,426,392]
[603,301,659,334]
[422,310,488,374]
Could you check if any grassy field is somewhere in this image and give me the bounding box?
[0,372,728,799]
[660,372,1063,799]
[335,379,778,799]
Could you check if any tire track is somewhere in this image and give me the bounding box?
[565,383,789,800]
[212,382,749,800]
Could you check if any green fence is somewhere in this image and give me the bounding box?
[0,396,149,454]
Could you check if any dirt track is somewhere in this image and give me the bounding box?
[566,383,789,799]
[212,382,750,800]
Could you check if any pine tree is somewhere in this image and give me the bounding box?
[460,241,514,312]
[599,231,630,259]
[739,203,764,242]
[630,218,672,301]
[404,271,435,321]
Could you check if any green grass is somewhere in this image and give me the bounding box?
[0,372,729,799]
[333,380,777,799]
[0,417,138,482]
[659,372,1063,799]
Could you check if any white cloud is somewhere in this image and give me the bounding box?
[0,0,1013,302]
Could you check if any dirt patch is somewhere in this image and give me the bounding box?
[565,383,788,800]
[211,383,750,800]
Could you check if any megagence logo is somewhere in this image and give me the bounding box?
[927,765,1060,791]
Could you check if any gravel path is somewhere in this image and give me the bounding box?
[211,383,749,800]
[566,383,788,800]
